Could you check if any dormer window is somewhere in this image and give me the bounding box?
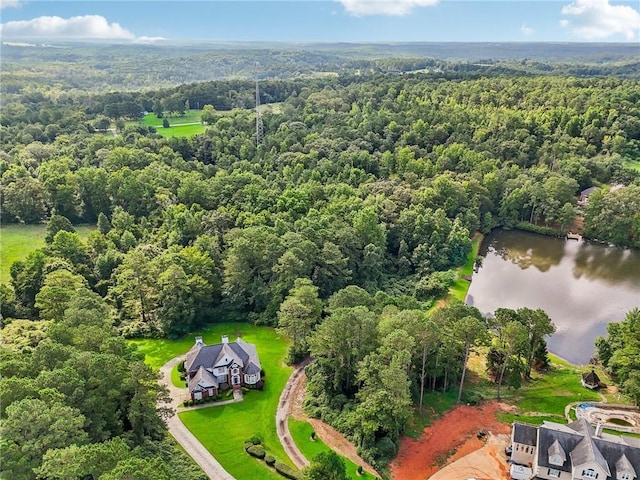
[619,474,630,480]
[582,469,598,479]
[547,439,566,466]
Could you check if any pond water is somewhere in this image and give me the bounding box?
[465,229,640,365]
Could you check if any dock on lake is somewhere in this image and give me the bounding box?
[566,232,582,241]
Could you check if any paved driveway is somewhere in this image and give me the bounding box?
[159,356,236,480]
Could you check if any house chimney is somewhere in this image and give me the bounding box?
[595,422,603,438]
[221,334,229,344]
[195,336,203,346]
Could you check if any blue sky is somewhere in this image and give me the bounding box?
[1,0,639,42]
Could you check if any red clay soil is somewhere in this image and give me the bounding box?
[390,401,512,480]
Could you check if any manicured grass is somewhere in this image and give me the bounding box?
[0,224,95,284]
[448,233,484,303]
[141,110,202,127]
[171,363,184,388]
[130,323,294,480]
[155,124,205,138]
[288,419,378,479]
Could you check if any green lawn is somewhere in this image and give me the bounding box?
[125,111,206,138]
[485,354,609,426]
[0,223,95,284]
[288,419,378,479]
[448,233,484,302]
[155,124,205,137]
[130,323,294,480]
[140,110,202,127]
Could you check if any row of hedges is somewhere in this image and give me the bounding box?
[515,222,564,237]
[244,437,300,480]
[182,395,221,407]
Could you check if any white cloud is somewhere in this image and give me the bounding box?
[133,36,166,44]
[0,0,22,9]
[560,0,640,40]
[337,0,438,16]
[0,15,135,39]
[521,24,535,36]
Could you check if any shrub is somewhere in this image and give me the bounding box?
[247,445,266,459]
[177,361,185,373]
[274,461,300,480]
[357,466,363,475]
[183,400,191,407]
[246,435,262,445]
[255,380,265,391]
[265,454,276,466]
[515,222,563,237]
[310,431,316,441]
[244,442,254,452]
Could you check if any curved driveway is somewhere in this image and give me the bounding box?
[276,360,312,469]
[159,356,236,480]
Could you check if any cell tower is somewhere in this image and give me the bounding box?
[255,76,264,146]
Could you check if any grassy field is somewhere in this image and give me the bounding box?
[125,110,205,138]
[130,323,294,480]
[0,223,95,283]
[154,124,206,137]
[448,233,484,302]
[288,419,378,479]
[140,110,203,127]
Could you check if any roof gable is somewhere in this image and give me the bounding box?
[513,422,538,446]
[570,436,611,476]
[615,453,637,478]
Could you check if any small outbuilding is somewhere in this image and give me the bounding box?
[581,369,602,390]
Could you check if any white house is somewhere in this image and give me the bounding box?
[510,419,639,480]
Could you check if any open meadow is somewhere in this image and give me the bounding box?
[130,323,294,480]
[0,224,95,283]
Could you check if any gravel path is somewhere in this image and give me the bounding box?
[159,357,236,480]
[276,361,311,469]
[289,370,379,477]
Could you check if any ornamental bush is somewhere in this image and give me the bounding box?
[274,461,300,480]
[247,445,266,459]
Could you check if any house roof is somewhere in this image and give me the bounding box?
[581,186,599,196]
[188,365,218,392]
[616,453,637,477]
[185,336,261,376]
[517,418,640,479]
[548,439,567,463]
[582,370,600,385]
[513,422,538,446]
[570,435,610,475]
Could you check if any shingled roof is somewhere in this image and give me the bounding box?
[184,336,262,377]
[525,418,640,479]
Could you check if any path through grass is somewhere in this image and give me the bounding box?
[130,323,293,480]
[288,419,377,479]
[0,224,95,283]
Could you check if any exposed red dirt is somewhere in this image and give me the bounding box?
[390,401,512,480]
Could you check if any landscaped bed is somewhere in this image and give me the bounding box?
[130,323,294,480]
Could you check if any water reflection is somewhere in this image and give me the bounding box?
[467,229,640,364]
[484,230,565,273]
[573,244,640,288]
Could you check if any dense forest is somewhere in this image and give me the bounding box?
[2,50,640,476]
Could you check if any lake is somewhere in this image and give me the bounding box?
[465,229,640,365]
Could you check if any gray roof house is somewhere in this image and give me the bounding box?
[511,418,640,480]
[184,335,263,400]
